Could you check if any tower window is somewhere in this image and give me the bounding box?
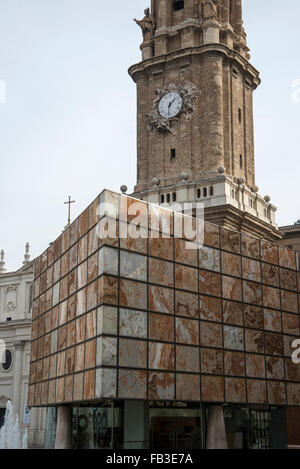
[167,194,171,203]
[171,149,176,160]
[203,188,208,198]
[173,0,184,11]
[173,192,177,202]
[240,155,243,169]
[197,189,201,199]
[232,68,238,79]
[210,186,214,197]
[238,108,242,124]
[161,195,165,204]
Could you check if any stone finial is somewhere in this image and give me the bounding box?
[23,242,31,265]
[0,250,6,273]
[264,195,271,203]
[120,185,128,194]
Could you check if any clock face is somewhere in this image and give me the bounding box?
[158,92,183,119]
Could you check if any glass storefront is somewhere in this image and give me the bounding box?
[72,401,123,449]
[149,402,205,450]
[68,401,286,449]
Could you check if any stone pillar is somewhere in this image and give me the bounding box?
[55,406,73,449]
[206,406,228,449]
[124,401,149,449]
[12,341,24,419]
[203,21,220,45]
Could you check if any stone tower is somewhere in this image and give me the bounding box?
[129,0,281,241]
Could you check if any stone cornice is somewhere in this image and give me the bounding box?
[129,44,260,88]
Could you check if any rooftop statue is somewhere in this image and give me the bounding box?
[134,8,155,42]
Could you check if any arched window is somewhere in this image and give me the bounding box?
[197,189,201,199]
[167,194,171,203]
[1,349,12,372]
[210,186,214,197]
[161,195,165,204]
[174,0,184,11]
[173,193,177,202]
[203,188,208,198]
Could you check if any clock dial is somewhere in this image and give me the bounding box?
[158,92,183,119]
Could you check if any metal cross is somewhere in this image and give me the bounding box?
[64,196,76,226]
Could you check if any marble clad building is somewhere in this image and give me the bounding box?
[28,190,300,448]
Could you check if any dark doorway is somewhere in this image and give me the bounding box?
[0,408,5,429]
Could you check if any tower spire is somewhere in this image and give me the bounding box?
[23,242,31,266]
[0,250,6,273]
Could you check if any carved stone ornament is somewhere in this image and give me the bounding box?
[4,285,17,312]
[146,82,200,135]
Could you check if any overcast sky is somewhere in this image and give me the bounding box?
[0,0,299,272]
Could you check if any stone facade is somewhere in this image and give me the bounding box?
[129,0,280,241]
[280,223,300,253]
[0,256,46,447]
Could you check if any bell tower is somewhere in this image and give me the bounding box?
[129,0,281,241]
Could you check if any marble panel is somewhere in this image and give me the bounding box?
[264,309,282,332]
[96,337,117,366]
[120,251,147,281]
[119,369,147,399]
[223,276,242,302]
[266,356,285,380]
[99,247,119,276]
[176,374,200,401]
[246,354,265,379]
[199,270,221,297]
[225,378,246,403]
[175,291,198,318]
[149,237,174,261]
[176,345,200,373]
[222,252,241,277]
[224,326,244,351]
[247,380,267,404]
[120,279,147,310]
[243,281,262,306]
[242,258,261,283]
[267,381,286,405]
[202,376,224,402]
[95,368,117,399]
[97,306,118,335]
[241,235,260,260]
[175,265,198,292]
[201,348,223,374]
[98,276,118,306]
[261,241,278,265]
[149,285,174,315]
[199,246,220,272]
[148,372,175,400]
[149,343,174,370]
[200,322,223,348]
[119,308,147,338]
[119,338,147,368]
[175,238,197,266]
[200,296,222,322]
[176,318,199,345]
[224,351,245,376]
[149,313,174,342]
[221,229,241,254]
[223,300,243,326]
[149,258,174,287]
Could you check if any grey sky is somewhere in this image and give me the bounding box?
[0,0,299,272]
